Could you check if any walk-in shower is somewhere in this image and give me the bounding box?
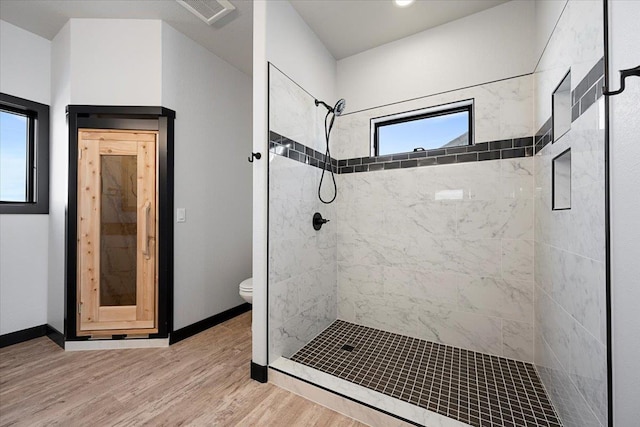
[266,1,608,425]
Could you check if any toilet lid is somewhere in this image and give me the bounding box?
[239,278,253,291]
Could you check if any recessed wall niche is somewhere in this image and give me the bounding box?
[552,148,571,210]
[552,70,571,142]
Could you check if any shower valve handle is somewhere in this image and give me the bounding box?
[313,212,330,231]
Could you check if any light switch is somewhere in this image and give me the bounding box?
[177,208,186,223]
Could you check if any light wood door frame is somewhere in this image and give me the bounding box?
[77,129,158,336]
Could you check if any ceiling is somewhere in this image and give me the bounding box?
[0,0,254,76]
[0,0,510,76]
[290,0,510,60]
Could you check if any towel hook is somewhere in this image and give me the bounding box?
[248,152,262,163]
[603,65,640,96]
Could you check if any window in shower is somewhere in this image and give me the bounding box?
[371,100,473,156]
[552,70,571,142]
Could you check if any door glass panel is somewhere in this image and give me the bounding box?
[100,155,137,306]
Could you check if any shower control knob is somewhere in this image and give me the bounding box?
[313,212,330,231]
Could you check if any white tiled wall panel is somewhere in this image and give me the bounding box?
[331,74,533,160]
[533,1,607,426]
[336,157,535,362]
[268,67,338,362]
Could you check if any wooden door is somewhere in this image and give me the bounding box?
[77,129,158,336]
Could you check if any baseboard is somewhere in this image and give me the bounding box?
[169,303,251,345]
[251,361,268,383]
[2,303,250,349]
[0,324,47,348]
[46,325,65,349]
[65,338,168,351]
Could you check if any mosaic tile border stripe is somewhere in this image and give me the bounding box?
[535,57,605,154]
[270,57,603,172]
[337,136,533,174]
[269,131,338,171]
[269,130,534,174]
[291,320,563,427]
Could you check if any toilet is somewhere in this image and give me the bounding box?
[239,277,252,304]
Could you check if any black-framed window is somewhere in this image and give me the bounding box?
[0,93,49,214]
[371,100,473,156]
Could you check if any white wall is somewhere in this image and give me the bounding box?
[610,1,640,424]
[70,19,162,105]
[252,1,269,366]
[336,0,535,113]
[0,21,51,105]
[0,20,50,335]
[534,0,568,63]
[161,23,252,329]
[0,215,48,335]
[253,0,338,366]
[44,18,253,336]
[48,21,71,333]
[265,0,336,105]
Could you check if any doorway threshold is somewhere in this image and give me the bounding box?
[65,338,169,351]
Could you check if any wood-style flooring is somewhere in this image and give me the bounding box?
[0,312,365,426]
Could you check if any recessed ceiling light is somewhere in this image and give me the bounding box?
[394,0,415,7]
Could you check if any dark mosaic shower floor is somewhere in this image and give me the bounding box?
[291,320,562,427]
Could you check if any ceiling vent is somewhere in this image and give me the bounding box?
[176,0,236,25]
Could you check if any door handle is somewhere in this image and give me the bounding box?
[142,201,151,260]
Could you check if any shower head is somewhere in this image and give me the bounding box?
[316,98,345,204]
[334,99,346,116]
[315,98,347,116]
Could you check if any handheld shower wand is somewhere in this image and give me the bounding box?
[315,98,346,204]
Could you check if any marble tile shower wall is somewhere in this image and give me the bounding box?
[332,76,536,363]
[268,66,337,362]
[332,74,533,160]
[335,158,536,362]
[269,66,329,154]
[533,1,607,427]
[533,1,604,132]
